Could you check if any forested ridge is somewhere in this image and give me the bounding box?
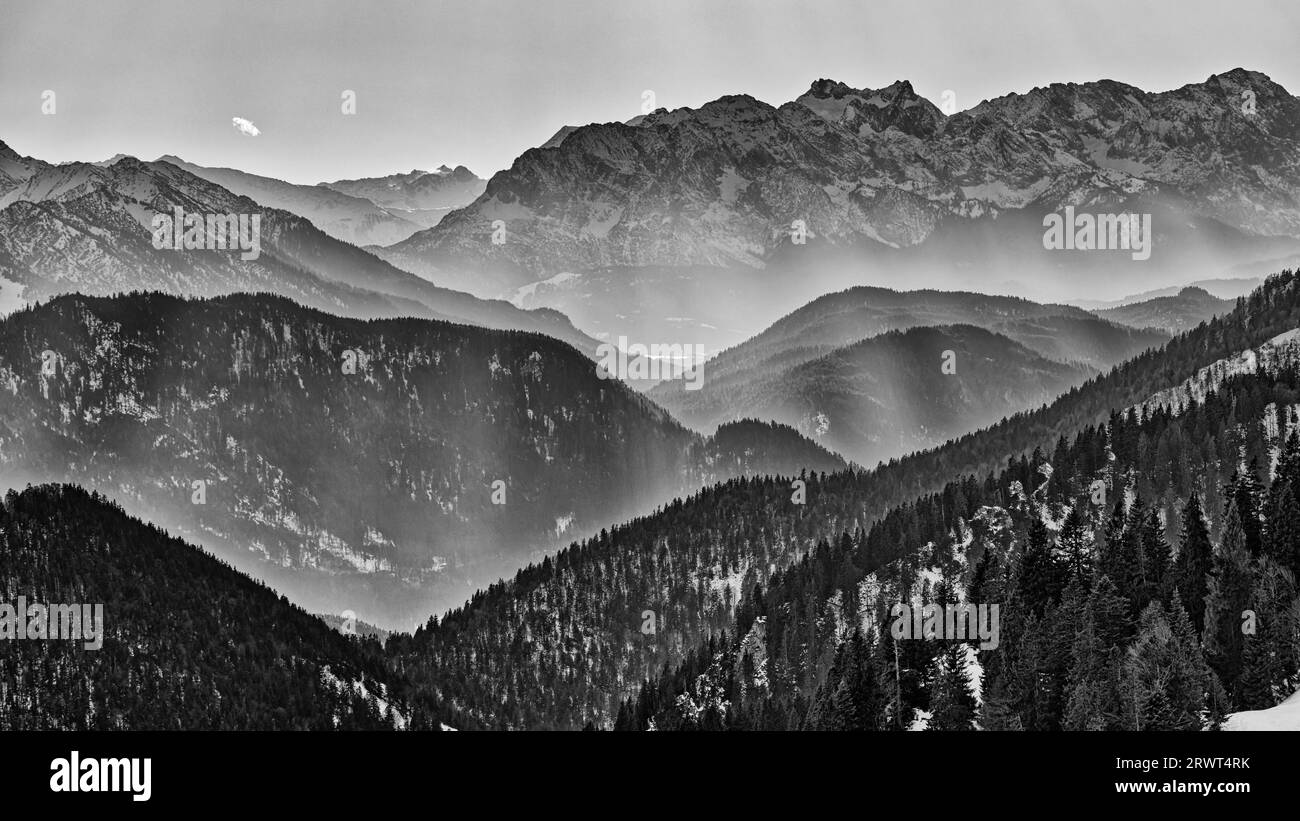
[394,272,1300,729]
[0,484,417,730]
[3,274,1298,731]
[0,291,844,626]
[621,365,1300,729]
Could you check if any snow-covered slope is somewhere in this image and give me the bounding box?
[1223,689,1300,730]
[1136,328,1300,417]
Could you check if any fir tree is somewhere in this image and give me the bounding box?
[1175,493,1214,634]
[1201,500,1256,706]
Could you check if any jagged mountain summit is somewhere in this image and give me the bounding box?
[372,69,1300,351]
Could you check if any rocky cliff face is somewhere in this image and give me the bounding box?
[378,70,1300,298]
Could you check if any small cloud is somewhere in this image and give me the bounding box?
[232,117,261,137]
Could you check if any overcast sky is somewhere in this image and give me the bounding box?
[3,0,1297,184]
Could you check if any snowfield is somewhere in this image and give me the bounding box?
[1222,690,1300,731]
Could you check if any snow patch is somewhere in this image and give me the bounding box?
[1223,689,1300,731]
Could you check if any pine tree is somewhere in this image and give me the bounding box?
[1063,579,1131,730]
[1229,468,1264,557]
[1201,500,1255,706]
[1016,515,1063,618]
[1175,493,1214,634]
[1166,597,1213,729]
[1088,574,1135,649]
[1123,602,1190,730]
[1262,475,1300,581]
[1098,495,1129,593]
[1059,505,1092,590]
[1139,504,1173,609]
[825,630,880,731]
[927,643,976,730]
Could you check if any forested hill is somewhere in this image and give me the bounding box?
[624,363,1300,730]
[393,271,1300,729]
[0,484,421,730]
[0,291,845,628]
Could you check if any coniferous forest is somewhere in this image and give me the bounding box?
[615,370,1300,730]
[5,274,1300,731]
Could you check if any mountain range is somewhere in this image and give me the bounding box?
[648,286,1167,462]
[3,267,1297,728]
[390,270,1300,728]
[1068,276,1262,309]
[145,158,490,248]
[3,61,1300,734]
[321,165,486,220]
[659,323,1094,467]
[0,143,592,354]
[368,69,1300,356]
[155,155,423,245]
[1093,285,1236,334]
[0,291,844,627]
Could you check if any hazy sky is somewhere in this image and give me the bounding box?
[3,0,1297,184]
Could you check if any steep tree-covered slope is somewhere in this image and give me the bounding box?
[0,292,844,628]
[0,484,417,730]
[624,361,1300,731]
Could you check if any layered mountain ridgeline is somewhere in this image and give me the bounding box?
[0,292,844,628]
[1094,286,1237,334]
[679,286,1169,372]
[321,166,487,228]
[161,159,489,246]
[1071,277,1261,310]
[661,324,1093,468]
[623,364,1300,731]
[0,143,594,354]
[377,69,1300,314]
[156,156,427,246]
[389,271,1300,728]
[649,286,1167,460]
[0,484,419,730]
